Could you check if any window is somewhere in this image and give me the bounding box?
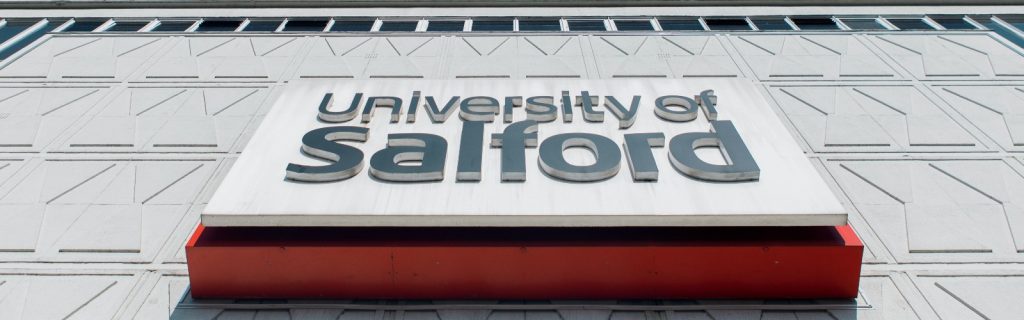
[998,15,1024,31]
[971,15,1024,49]
[518,19,561,31]
[614,20,654,31]
[0,19,66,60]
[378,21,418,32]
[567,20,606,31]
[330,20,374,32]
[0,21,37,41]
[840,18,887,30]
[195,20,242,32]
[658,18,704,31]
[471,20,513,32]
[151,20,196,32]
[931,16,976,30]
[704,18,751,31]
[751,18,792,31]
[887,18,934,30]
[282,19,328,32]
[61,19,106,32]
[105,21,149,32]
[791,17,839,30]
[242,20,283,32]
[427,20,465,32]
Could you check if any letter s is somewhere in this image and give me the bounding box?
[285,126,369,182]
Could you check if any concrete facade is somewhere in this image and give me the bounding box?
[0,5,1023,319]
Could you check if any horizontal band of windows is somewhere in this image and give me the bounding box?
[23,15,998,33]
[1,14,1011,64]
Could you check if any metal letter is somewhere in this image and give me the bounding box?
[369,133,448,182]
[577,90,604,122]
[525,96,557,123]
[285,126,368,182]
[490,120,538,181]
[318,92,361,123]
[457,121,485,181]
[560,90,573,122]
[422,95,460,123]
[604,95,641,129]
[622,133,665,181]
[668,121,759,181]
[459,96,500,122]
[362,96,403,123]
[697,89,718,121]
[538,133,621,182]
[405,91,422,123]
[654,95,699,122]
[503,96,522,123]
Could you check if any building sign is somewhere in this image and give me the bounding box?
[203,79,845,227]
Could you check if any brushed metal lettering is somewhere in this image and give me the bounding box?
[404,91,422,123]
[668,120,759,181]
[369,133,448,182]
[285,126,368,182]
[604,95,641,129]
[459,96,500,122]
[697,89,718,121]
[456,121,485,181]
[361,96,403,123]
[421,95,461,123]
[490,120,538,181]
[503,96,522,123]
[560,90,573,122]
[525,96,557,122]
[538,133,621,182]
[318,92,360,123]
[623,132,665,181]
[654,95,699,122]
[576,90,604,122]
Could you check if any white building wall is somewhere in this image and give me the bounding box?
[0,6,1023,319]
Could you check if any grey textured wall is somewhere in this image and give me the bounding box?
[0,25,1023,319]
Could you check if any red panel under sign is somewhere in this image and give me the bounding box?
[185,225,862,299]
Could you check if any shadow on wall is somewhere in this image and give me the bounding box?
[168,288,863,320]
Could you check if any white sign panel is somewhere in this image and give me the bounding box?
[203,79,846,227]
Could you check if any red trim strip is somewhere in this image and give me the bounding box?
[186,224,862,299]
